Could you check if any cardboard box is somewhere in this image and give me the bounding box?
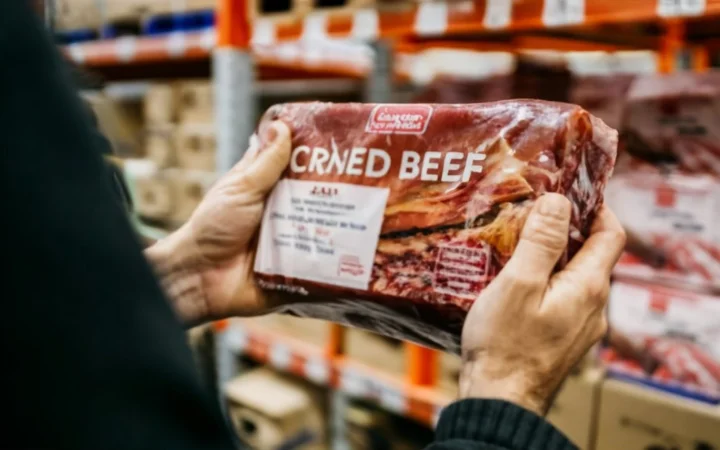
[177,80,214,124]
[55,0,101,30]
[596,379,720,450]
[345,328,405,377]
[84,92,144,157]
[547,368,603,450]
[144,83,178,125]
[133,175,173,220]
[225,368,327,449]
[145,125,176,168]
[174,124,216,171]
[165,169,216,223]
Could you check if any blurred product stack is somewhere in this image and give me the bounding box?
[132,80,217,227]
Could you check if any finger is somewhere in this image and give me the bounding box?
[231,133,263,174]
[562,205,626,280]
[502,193,572,284]
[244,121,292,194]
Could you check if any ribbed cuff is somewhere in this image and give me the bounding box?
[435,399,578,450]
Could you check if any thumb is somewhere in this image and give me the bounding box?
[502,193,572,284]
[244,121,292,194]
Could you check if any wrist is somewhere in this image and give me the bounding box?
[145,225,209,326]
[458,361,550,417]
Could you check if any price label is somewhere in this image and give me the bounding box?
[378,384,406,414]
[302,13,328,41]
[542,0,585,26]
[252,18,275,46]
[200,28,216,51]
[414,1,448,36]
[225,328,248,352]
[305,356,330,384]
[115,36,137,62]
[484,0,513,29]
[167,32,186,57]
[351,9,379,40]
[341,369,370,397]
[657,0,706,17]
[270,343,291,370]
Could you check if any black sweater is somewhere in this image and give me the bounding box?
[2,2,576,449]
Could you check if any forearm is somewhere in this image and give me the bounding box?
[144,226,208,327]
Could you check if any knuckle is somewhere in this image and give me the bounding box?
[507,272,545,290]
[584,278,610,303]
[522,213,569,253]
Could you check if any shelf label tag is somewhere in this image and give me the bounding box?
[68,44,85,63]
[252,18,276,46]
[377,383,406,414]
[167,32,186,57]
[270,343,291,370]
[305,356,330,384]
[302,13,328,41]
[414,1,448,36]
[542,0,585,26]
[341,369,370,397]
[351,9,379,40]
[115,36,137,62]
[484,0,513,29]
[658,0,706,17]
[200,29,216,51]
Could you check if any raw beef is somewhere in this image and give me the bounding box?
[622,71,720,176]
[603,281,720,403]
[253,101,618,352]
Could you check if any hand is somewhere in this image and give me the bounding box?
[145,122,291,325]
[459,194,626,416]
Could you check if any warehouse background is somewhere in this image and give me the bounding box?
[45,0,720,449]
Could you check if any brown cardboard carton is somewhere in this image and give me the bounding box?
[144,83,178,125]
[177,80,214,124]
[165,169,216,223]
[84,92,143,157]
[133,175,173,220]
[55,0,101,30]
[225,368,327,449]
[145,125,176,168]
[345,328,404,377]
[547,368,603,450]
[596,379,720,450]
[174,124,216,171]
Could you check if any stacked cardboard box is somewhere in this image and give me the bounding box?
[133,80,217,226]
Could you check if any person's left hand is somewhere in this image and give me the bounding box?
[146,121,291,325]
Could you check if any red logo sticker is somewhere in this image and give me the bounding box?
[338,255,365,277]
[365,105,433,135]
[655,185,676,208]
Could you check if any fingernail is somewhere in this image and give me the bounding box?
[538,193,571,219]
[265,125,278,144]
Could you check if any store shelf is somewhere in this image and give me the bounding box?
[248,0,720,44]
[220,319,452,427]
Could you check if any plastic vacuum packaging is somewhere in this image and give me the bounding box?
[253,100,618,352]
[603,280,720,403]
[606,156,720,293]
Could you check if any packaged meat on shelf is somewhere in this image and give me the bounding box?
[602,280,720,404]
[253,100,618,353]
[605,157,720,292]
[622,71,720,177]
[568,51,658,130]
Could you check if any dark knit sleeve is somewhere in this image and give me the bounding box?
[426,399,578,450]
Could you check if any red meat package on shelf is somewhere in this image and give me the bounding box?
[252,100,617,353]
[603,281,720,404]
[607,71,720,293]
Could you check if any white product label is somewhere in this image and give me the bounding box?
[606,177,718,241]
[432,244,492,299]
[225,327,248,352]
[658,0,706,17]
[543,0,585,26]
[252,18,276,46]
[270,343,291,370]
[351,9,379,40]
[414,1,448,36]
[484,0,513,29]
[255,180,389,290]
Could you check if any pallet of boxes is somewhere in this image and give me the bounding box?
[130,80,217,229]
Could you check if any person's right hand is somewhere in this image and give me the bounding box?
[460,194,626,416]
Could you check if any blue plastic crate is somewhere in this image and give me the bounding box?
[142,9,215,36]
